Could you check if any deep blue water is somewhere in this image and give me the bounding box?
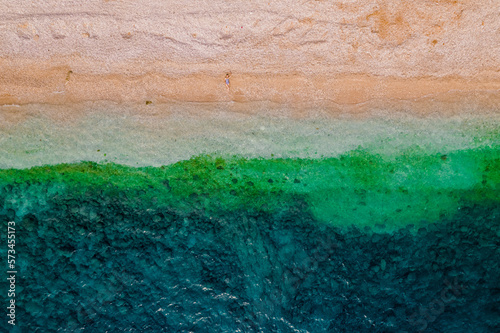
[2,201,499,332]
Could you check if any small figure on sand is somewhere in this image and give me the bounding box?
[65,70,73,85]
[225,73,231,92]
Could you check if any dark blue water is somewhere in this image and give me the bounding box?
[1,199,499,332]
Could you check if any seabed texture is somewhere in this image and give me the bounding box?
[1,106,499,332]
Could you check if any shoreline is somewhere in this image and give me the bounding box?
[1,69,499,118]
[1,56,499,117]
[2,100,498,170]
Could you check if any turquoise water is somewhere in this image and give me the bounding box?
[1,150,499,332]
[2,199,499,332]
[1,105,499,332]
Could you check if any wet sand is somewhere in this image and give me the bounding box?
[1,58,499,119]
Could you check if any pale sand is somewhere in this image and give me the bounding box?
[1,0,499,118]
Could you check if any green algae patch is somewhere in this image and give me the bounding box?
[1,147,499,231]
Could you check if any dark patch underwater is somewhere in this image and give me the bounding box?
[1,151,499,332]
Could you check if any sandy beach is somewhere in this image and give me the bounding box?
[1,59,499,117]
[1,0,499,117]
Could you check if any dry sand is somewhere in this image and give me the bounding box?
[1,0,499,117]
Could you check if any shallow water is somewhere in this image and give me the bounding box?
[1,102,498,169]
